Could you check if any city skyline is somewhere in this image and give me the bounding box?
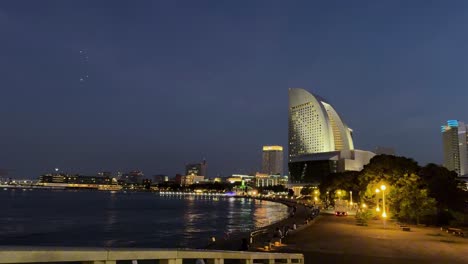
[1,1,467,178]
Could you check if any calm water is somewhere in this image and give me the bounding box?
[0,189,287,248]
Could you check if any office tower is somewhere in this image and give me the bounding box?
[442,120,468,176]
[262,146,284,175]
[288,88,374,184]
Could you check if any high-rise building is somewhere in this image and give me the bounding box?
[288,88,374,184]
[289,88,354,160]
[185,160,207,177]
[442,120,468,176]
[262,146,283,175]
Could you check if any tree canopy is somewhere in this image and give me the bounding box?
[319,154,467,225]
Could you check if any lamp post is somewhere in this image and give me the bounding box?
[349,191,353,206]
[381,185,387,218]
[375,189,380,212]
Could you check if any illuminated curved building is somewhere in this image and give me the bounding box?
[288,88,374,184]
[289,88,354,158]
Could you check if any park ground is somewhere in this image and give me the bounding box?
[275,214,467,264]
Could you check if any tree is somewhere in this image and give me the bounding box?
[358,155,419,190]
[419,164,466,211]
[419,164,468,225]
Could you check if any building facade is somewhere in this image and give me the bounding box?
[262,146,283,175]
[288,88,373,184]
[288,88,354,160]
[442,120,468,176]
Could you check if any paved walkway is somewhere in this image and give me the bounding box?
[275,214,467,264]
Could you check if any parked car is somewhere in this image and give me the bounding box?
[335,211,347,216]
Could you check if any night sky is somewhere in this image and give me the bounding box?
[1,1,467,178]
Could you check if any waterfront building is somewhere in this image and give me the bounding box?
[38,173,120,190]
[442,120,468,176]
[185,160,207,177]
[288,88,374,184]
[227,174,255,184]
[262,146,283,175]
[39,174,112,185]
[254,173,288,187]
[175,175,205,186]
[121,170,144,184]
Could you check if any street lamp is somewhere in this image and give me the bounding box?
[375,189,380,212]
[381,185,387,218]
[349,191,353,206]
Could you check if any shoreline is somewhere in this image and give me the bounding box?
[206,196,318,251]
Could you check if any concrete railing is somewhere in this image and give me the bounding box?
[0,247,304,264]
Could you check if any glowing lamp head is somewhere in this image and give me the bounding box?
[380,185,386,191]
[382,212,387,218]
[375,189,380,193]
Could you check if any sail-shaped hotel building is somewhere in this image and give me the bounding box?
[288,88,375,184]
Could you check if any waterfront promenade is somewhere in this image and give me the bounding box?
[277,214,467,264]
[208,198,315,251]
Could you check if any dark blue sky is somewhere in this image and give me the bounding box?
[1,1,467,178]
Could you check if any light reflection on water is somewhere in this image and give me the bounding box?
[0,190,288,248]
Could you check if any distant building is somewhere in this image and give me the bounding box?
[255,173,288,187]
[289,150,375,185]
[442,120,468,176]
[288,88,374,184]
[152,174,169,183]
[262,146,284,175]
[122,170,144,184]
[374,147,395,156]
[185,160,207,177]
[175,174,205,186]
[175,174,183,185]
[227,174,255,184]
[39,174,112,185]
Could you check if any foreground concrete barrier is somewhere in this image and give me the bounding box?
[0,247,303,264]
